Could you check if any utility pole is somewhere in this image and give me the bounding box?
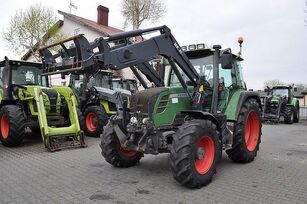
[69,0,78,14]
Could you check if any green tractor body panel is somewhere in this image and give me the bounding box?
[153,86,194,126]
[101,100,117,115]
[289,97,298,106]
[224,90,243,121]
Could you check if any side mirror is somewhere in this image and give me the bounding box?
[221,53,233,69]
[61,73,66,80]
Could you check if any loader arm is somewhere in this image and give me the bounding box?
[39,26,202,89]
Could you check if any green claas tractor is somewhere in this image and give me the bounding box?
[40,26,262,188]
[0,57,85,151]
[262,85,300,124]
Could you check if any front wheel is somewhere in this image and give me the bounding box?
[0,105,26,147]
[170,119,220,188]
[284,106,294,124]
[84,105,108,137]
[100,123,143,168]
[226,98,262,163]
[293,103,300,123]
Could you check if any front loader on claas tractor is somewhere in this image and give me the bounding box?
[262,85,300,124]
[42,25,262,188]
[0,58,85,151]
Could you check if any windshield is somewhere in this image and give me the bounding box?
[87,73,111,88]
[272,88,288,97]
[113,80,137,91]
[11,64,47,86]
[169,55,234,88]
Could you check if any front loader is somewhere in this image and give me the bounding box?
[0,58,85,151]
[39,34,164,138]
[41,26,263,188]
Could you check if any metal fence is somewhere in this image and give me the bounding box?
[300,106,307,120]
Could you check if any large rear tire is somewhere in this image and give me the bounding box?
[100,123,143,168]
[226,98,262,163]
[284,106,294,124]
[293,103,299,123]
[84,105,108,137]
[170,119,220,188]
[0,105,26,147]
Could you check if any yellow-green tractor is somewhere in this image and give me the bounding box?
[0,58,85,151]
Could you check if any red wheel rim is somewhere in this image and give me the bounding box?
[245,110,260,151]
[1,114,9,139]
[119,145,138,158]
[86,112,98,132]
[195,135,215,175]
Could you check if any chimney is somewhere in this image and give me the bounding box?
[97,5,109,26]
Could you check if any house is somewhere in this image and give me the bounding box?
[22,5,135,85]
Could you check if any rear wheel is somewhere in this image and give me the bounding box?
[0,105,26,147]
[226,98,262,163]
[284,106,294,124]
[84,105,108,137]
[100,123,143,167]
[170,119,220,188]
[293,103,300,123]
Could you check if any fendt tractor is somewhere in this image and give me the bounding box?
[40,26,262,188]
[262,85,300,124]
[0,57,85,151]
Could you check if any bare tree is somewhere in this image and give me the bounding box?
[121,0,167,29]
[3,3,64,61]
[305,0,307,26]
[263,79,285,89]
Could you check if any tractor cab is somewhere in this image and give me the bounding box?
[168,44,246,114]
[112,78,138,91]
[269,86,292,98]
[69,70,113,98]
[0,60,48,100]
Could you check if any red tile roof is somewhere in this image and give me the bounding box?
[58,10,123,36]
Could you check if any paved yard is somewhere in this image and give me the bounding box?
[0,122,306,204]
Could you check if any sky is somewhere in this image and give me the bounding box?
[0,0,307,90]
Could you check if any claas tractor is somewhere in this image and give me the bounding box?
[41,26,262,188]
[262,85,300,124]
[68,70,123,137]
[0,57,85,151]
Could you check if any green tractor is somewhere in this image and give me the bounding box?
[0,57,85,151]
[262,85,300,124]
[40,26,262,188]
